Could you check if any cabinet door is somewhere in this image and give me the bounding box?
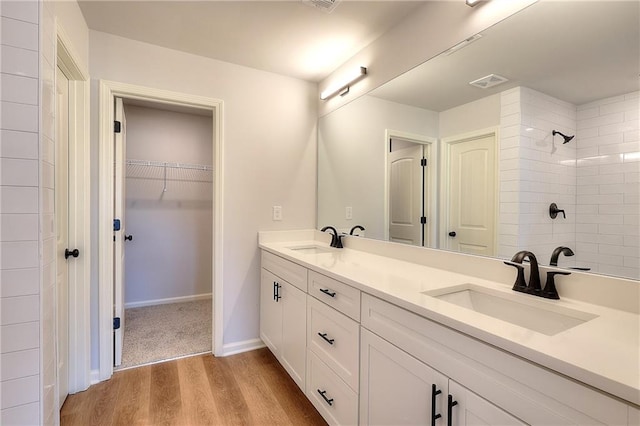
[281,282,307,391]
[360,329,448,426]
[260,269,283,354]
[448,381,525,426]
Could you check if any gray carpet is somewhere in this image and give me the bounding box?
[117,299,212,369]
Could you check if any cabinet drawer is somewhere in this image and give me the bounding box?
[308,270,360,321]
[307,350,358,426]
[262,251,307,292]
[361,294,628,425]
[307,296,360,391]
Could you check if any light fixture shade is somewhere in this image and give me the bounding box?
[320,66,367,100]
[466,0,481,6]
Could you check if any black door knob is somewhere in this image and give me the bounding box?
[124,235,133,241]
[448,231,456,237]
[65,248,80,259]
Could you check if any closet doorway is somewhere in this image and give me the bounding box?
[98,81,223,381]
[114,98,214,370]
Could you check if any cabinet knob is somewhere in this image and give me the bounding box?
[65,248,80,259]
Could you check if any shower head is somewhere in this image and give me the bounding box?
[552,130,575,144]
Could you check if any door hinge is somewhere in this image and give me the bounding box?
[114,120,122,133]
[421,216,427,224]
[421,158,427,167]
[113,317,121,330]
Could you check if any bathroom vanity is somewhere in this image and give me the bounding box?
[259,230,639,425]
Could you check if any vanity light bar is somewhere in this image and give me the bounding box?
[320,66,367,100]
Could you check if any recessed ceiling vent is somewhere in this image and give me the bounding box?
[469,74,509,89]
[302,0,342,13]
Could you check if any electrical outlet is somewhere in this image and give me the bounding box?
[273,206,282,221]
[346,206,353,220]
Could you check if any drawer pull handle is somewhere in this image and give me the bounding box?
[431,384,442,426]
[317,389,334,406]
[273,282,281,302]
[447,395,458,426]
[318,332,335,345]
[319,288,336,298]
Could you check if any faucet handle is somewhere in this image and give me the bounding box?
[504,261,527,293]
[542,271,571,300]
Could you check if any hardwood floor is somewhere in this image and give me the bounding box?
[61,348,327,426]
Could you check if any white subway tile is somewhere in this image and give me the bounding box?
[42,237,55,266]
[625,110,639,122]
[0,187,37,214]
[600,120,639,137]
[0,45,38,78]
[0,349,38,381]
[41,214,53,240]
[578,133,624,148]
[579,173,624,186]
[599,223,637,236]
[0,294,38,325]
[0,102,37,132]
[577,185,598,195]
[576,127,598,139]
[0,214,37,241]
[0,1,38,23]
[0,158,37,186]
[598,264,638,279]
[599,141,640,156]
[0,268,38,297]
[624,256,640,268]
[0,241,38,270]
[0,17,37,51]
[580,94,626,110]
[41,135,54,165]
[0,74,37,105]
[0,322,38,353]
[42,188,54,214]
[0,375,38,409]
[578,112,624,130]
[624,129,640,143]
[0,130,37,159]
[598,98,640,115]
[577,107,599,120]
[0,402,39,425]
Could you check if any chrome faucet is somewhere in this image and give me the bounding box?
[549,246,574,266]
[321,226,343,248]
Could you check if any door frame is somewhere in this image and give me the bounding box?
[439,127,499,252]
[56,24,91,394]
[383,129,437,246]
[98,80,224,381]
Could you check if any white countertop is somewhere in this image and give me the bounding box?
[259,237,640,407]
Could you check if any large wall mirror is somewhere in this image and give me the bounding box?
[318,1,639,280]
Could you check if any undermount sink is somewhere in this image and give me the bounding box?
[287,245,335,255]
[424,284,598,336]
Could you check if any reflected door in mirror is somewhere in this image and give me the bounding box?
[444,131,497,256]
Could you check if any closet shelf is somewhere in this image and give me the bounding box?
[126,159,213,190]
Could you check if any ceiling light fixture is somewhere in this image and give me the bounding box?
[466,0,482,6]
[320,66,367,100]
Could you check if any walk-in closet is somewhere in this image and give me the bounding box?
[116,100,214,369]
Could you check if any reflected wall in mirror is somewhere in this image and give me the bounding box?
[317,1,640,280]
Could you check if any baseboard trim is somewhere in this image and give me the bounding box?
[124,293,212,309]
[90,369,100,385]
[221,338,266,357]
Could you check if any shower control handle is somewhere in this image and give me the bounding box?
[549,203,566,219]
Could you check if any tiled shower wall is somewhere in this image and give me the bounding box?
[576,92,640,279]
[498,87,577,265]
[1,0,58,423]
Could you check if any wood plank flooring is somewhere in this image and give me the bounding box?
[61,349,327,426]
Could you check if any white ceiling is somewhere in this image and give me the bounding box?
[371,1,640,111]
[78,0,427,82]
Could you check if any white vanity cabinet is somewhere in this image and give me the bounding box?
[361,294,630,426]
[306,271,362,425]
[260,252,308,391]
[361,329,524,426]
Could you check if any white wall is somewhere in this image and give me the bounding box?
[89,30,318,365]
[576,91,639,279]
[318,95,438,239]
[0,1,43,423]
[124,105,213,304]
[439,94,500,139]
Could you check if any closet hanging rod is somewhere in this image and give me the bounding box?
[126,159,213,172]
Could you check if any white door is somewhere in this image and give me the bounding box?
[113,98,127,366]
[444,133,496,256]
[388,143,426,246]
[360,329,448,425]
[448,381,525,426]
[55,66,70,407]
